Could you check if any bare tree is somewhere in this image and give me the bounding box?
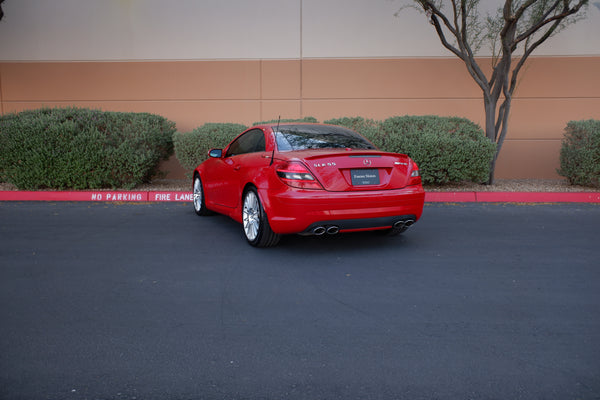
[403,0,588,184]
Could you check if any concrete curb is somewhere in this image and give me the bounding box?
[1,190,599,203]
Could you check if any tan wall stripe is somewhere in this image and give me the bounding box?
[1,57,599,180]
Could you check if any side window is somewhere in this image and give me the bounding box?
[226,129,266,157]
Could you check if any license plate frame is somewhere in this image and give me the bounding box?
[351,169,380,186]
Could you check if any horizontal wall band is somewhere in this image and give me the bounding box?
[2,57,599,179]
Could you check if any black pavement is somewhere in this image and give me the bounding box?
[1,202,599,400]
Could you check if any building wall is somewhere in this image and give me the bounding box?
[1,0,599,179]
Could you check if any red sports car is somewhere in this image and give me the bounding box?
[193,123,425,247]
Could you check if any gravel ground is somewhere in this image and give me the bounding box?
[1,178,597,192]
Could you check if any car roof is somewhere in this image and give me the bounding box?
[253,122,355,131]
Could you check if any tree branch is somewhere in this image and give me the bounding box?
[516,0,587,44]
[512,0,539,21]
[458,0,479,66]
[429,13,464,59]
[420,1,490,92]
[511,18,563,95]
[419,1,461,50]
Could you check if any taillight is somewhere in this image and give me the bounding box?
[408,161,422,186]
[276,162,323,190]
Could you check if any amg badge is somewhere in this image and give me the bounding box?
[313,162,336,167]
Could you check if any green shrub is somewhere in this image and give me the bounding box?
[558,119,600,187]
[326,115,496,185]
[174,119,318,173]
[0,107,175,190]
[173,123,247,171]
[324,117,383,148]
[380,116,496,184]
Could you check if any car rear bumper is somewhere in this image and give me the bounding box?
[261,185,425,235]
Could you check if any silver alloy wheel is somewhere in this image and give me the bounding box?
[243,190,260,241]
[193,177,203,212]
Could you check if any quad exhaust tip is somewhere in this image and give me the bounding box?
[313,226,326,235]
[393,219,415,230]
[312,225,340,236]
[326,226,340,235]
[312,220,414,236]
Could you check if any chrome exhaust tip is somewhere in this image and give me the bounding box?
[326,226,340,235]
[393,220,406,229]
[404,219,415,227]
[313,226,326,236]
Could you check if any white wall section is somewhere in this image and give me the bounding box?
[1,0,598,61]
[0,0,301,60]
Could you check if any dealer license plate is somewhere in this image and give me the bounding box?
[351,169,380,186]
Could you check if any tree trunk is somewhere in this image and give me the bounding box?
[488,152,499,185]
[483,94,498,185]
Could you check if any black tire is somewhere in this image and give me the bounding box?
[193,174,213,216]
[242,187,281,247]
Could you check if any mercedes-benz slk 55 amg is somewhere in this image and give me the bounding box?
[193,124,425,247]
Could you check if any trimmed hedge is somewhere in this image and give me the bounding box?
[174,118,319,172]
[0,107,175,190]
[324,117,383,147]
[173,123,247,171]
[326,115,496,185]
[558,119,600,187]
[173,115,495,185]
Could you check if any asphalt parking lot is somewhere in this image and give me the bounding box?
[1,202,599,400]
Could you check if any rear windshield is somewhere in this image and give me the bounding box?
[274,125,376,151]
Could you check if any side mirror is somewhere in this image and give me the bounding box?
[208,149,223,158]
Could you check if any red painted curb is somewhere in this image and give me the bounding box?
[1,190,599,203]
[475,191,600,203]
[424,192,477,202]
[148,191,194,202]
[423,191,600,203]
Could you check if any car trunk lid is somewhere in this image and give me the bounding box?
[291,150,415,192]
